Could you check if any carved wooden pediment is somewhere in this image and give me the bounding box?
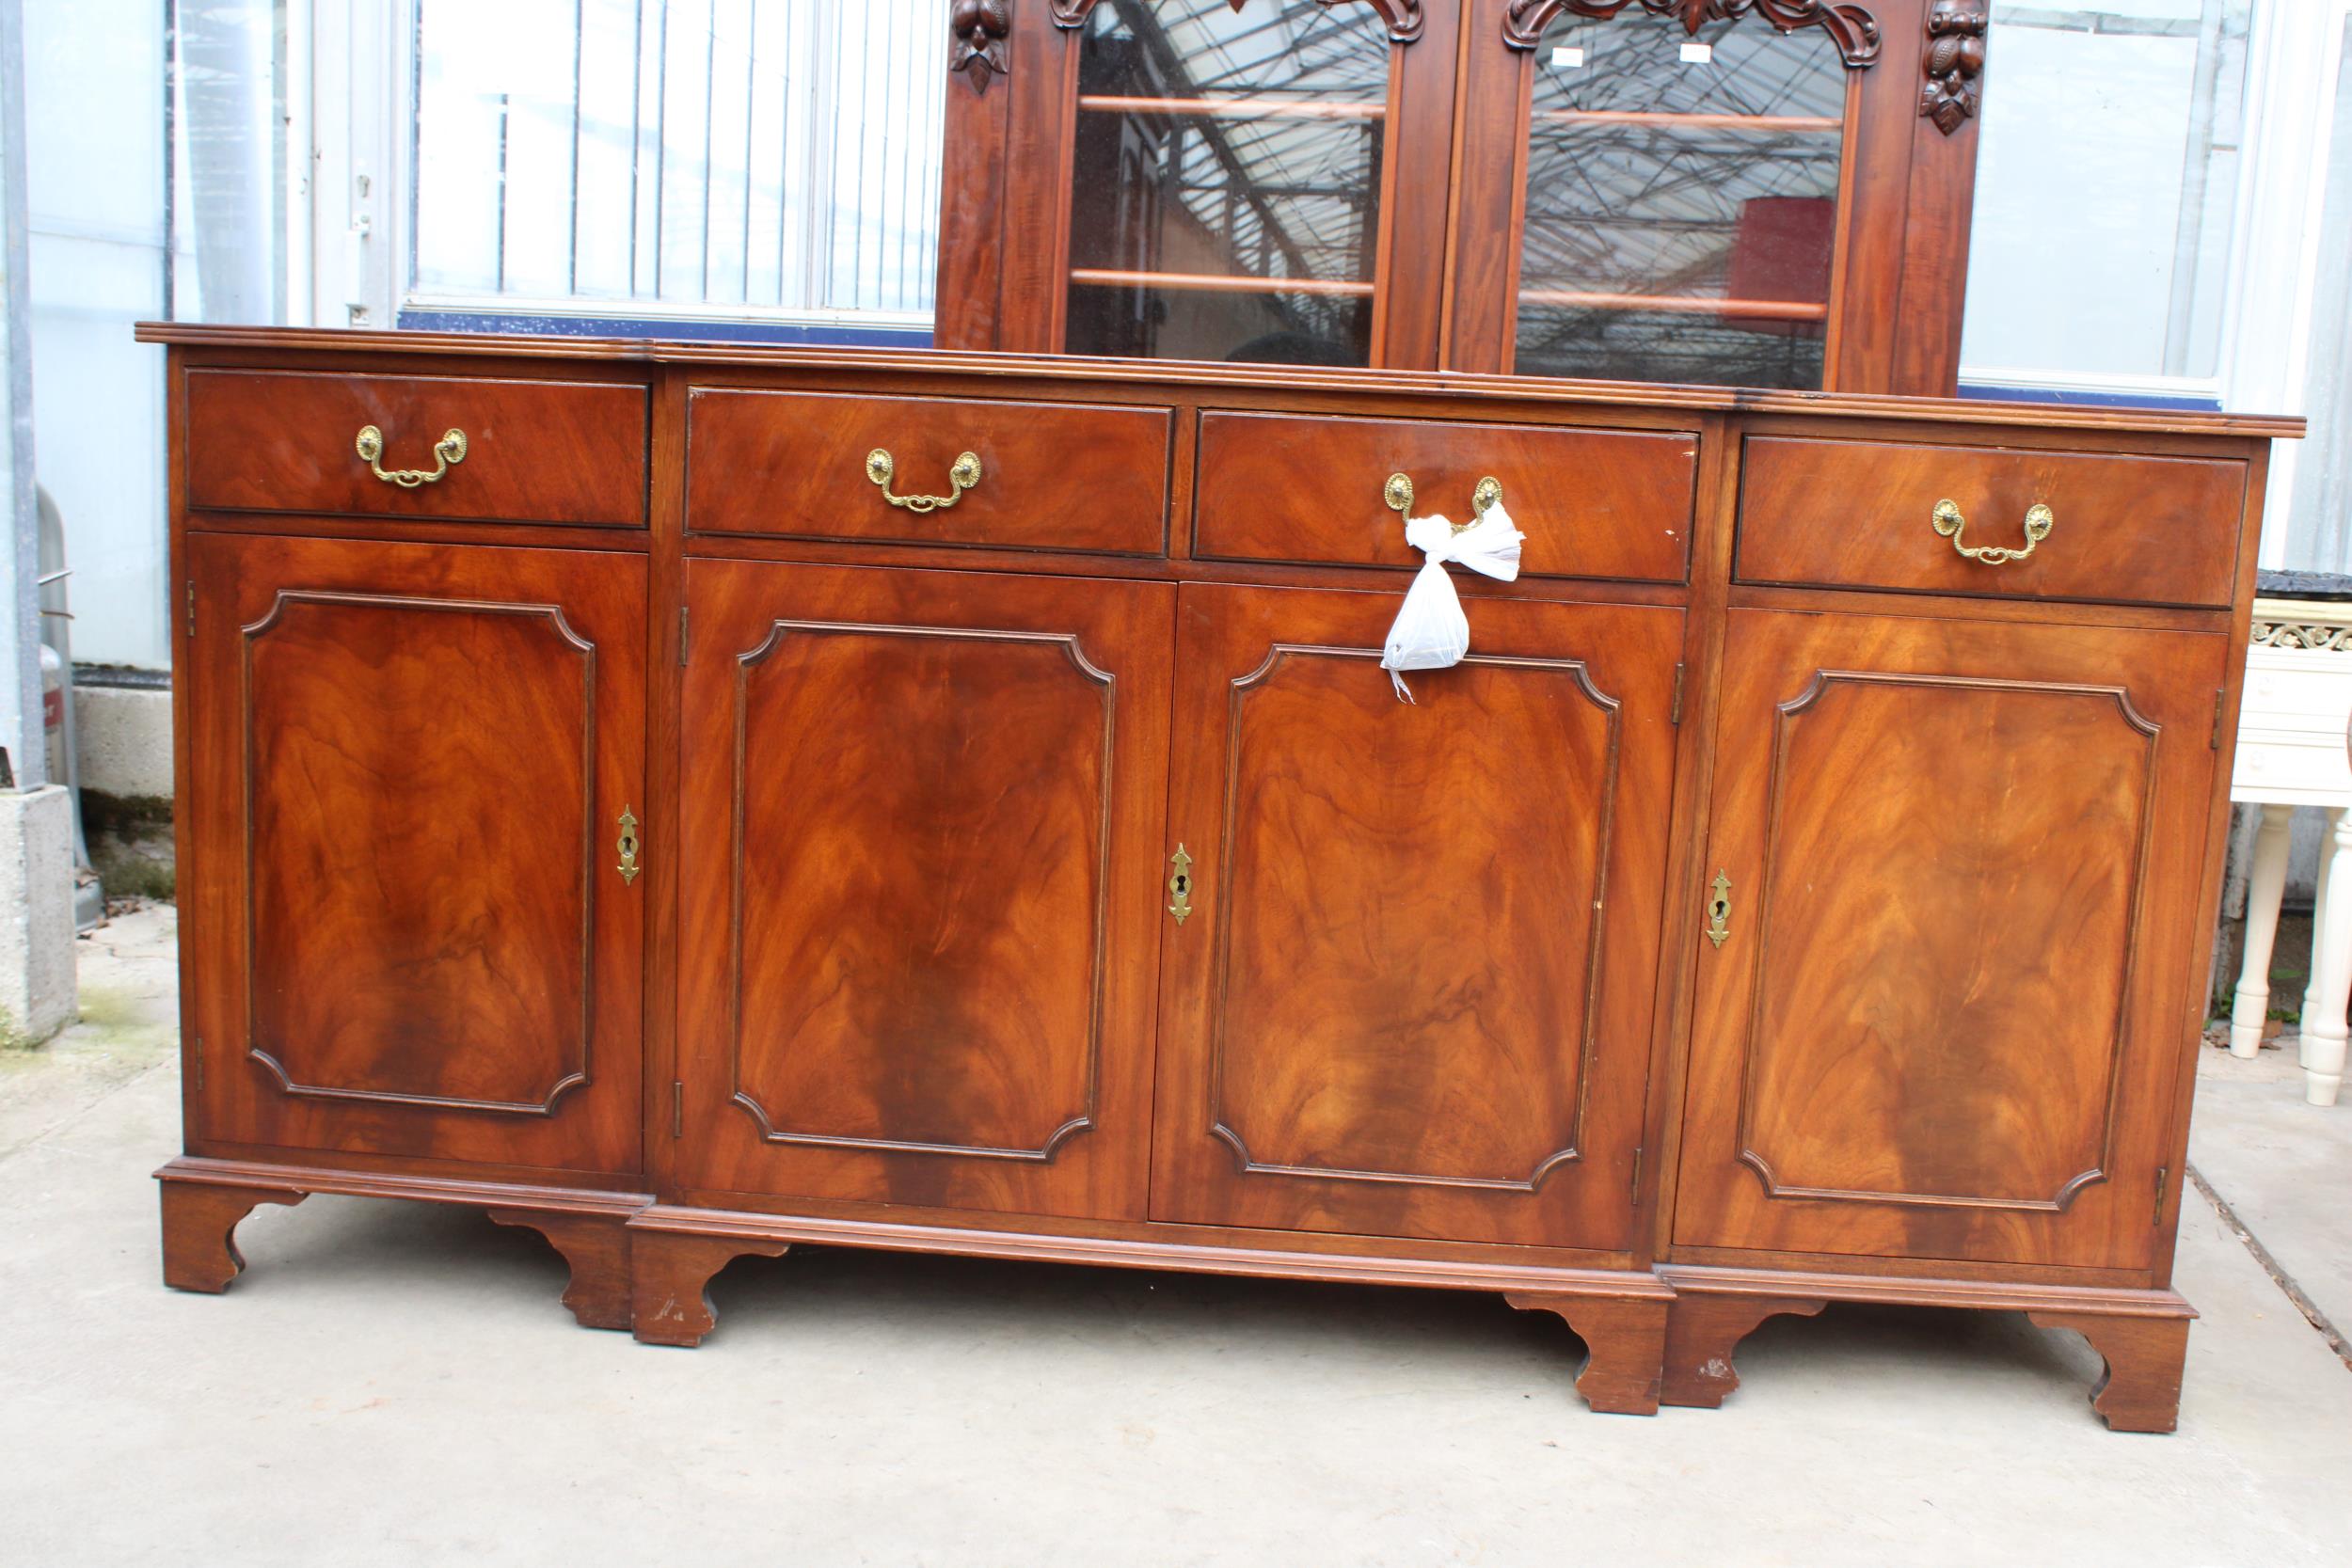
[1502,0,1883,70]
[1052,0,1426,45]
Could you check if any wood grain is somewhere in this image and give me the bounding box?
[183,534,645,1174]
[1150,582,1682,1247]
[185,369,648,525]
[1672,609,2228,1268]
[1737,436,2248,608]
[685,388,1170,554]
[675,561,1172,1220]
[1194,410,1696,582]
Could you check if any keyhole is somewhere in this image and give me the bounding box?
[1172,874,1188,896]
[1709,893,1726,923]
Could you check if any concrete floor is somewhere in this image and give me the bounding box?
[3,906,2350,1567]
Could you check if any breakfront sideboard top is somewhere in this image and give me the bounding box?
[133,324,2303,443]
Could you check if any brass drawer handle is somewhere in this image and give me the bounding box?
[356,424,467,487]
[1385,471,1502,531]
[1931,498,2053,564]
[866,448,981,513]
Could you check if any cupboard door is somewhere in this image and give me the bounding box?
[997,0,1455,368]
[676,562,1173,1219]
[184,535,646,1175]
[1672,610,2227,1270]
[1151,583,1684,1249]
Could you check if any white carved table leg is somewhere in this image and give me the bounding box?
[2304,809,2344,1070]
[2233,803,2295,1057]
[2304,808,2352,1106]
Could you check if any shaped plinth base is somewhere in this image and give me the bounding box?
[488,1209,636,1331]
[2026,1310,2191,1434]
[1504,1291,1670,1415]
[629,1229,792,1347]
[158,1176,307,1294]
[1660,1293,1826,1409]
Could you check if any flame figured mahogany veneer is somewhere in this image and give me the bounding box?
[141,324,2296,1433]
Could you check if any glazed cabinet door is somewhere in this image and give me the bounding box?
[675,562,1174,1220]
[1672,610,2228,1270]
[1151,583,1685,1249]
[183,535,647,1175]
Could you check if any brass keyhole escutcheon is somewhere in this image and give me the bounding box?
[1706,870,1731,949]
[616,806,642,886]
[1167,845,1194,926]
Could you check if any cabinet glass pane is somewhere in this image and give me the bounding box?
[1064,1,1391,366]
[1516,16,1848,389]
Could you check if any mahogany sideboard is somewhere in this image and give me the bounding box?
[141,323,2296,1431]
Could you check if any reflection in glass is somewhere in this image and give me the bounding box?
[1515,16,1848,389]
[1064,0,1390,366]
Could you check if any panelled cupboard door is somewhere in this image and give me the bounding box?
[1673,610,2228,1270]
[1151,583,1684,1249]
[183,534,647,1174]
[675,562,1174,1219]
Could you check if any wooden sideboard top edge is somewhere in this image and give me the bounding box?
[134,323,2307,442]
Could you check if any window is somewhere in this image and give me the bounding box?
[1959,2,2253,400]
[2277,15,2352,571]
[1062,1,1392,366]
[405,0,946,338]
[1515,12,1850,390]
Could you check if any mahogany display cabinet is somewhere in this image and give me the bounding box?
[940,0,1992,393]
[143,322,2296,1432]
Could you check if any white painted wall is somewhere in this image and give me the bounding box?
[23,0,168,672]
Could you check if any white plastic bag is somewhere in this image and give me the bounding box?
[1380,500,1525,703]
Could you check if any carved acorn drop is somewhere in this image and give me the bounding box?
[949,0,1011,96]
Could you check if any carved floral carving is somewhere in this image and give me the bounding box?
[1502,0,1883,70]
[1053,0,1426,44]
[950,0,1011,96]
[1920,1,1989,135]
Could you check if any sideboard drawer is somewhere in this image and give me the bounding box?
[1194,410,1695,583]
[1736,436,2246,608]
[184,369,649,526]
[686,388,1171,554]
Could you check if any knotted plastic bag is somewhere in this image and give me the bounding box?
[1380,500,1525,703]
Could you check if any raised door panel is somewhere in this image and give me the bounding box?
[1151,583,1683,1249]
[1672,610,2226,1270]
[184,535,646,1174]
[676,561,1173,1219]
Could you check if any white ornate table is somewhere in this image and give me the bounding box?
[2230,598,2352,1105]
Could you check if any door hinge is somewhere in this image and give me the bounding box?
[2153,1164,2170,1222]
[1670,663,1686,726]
[2210,689,2226,750]
[672,1080,684,1138]
[191,1036,203,1091]
[679,606,691,667]
[1629,1146,1644,1206]
[185,579,196,636]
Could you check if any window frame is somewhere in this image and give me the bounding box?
[305,0,937,346]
